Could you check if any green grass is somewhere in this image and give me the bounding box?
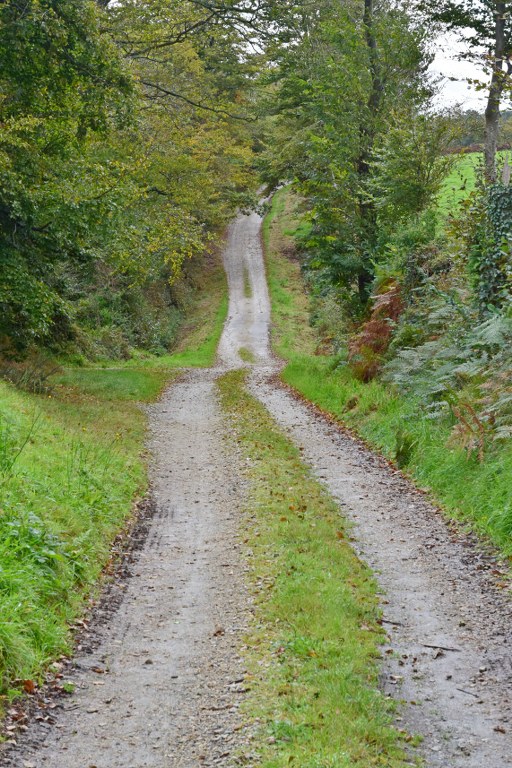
[263,188,317,360]
[436,150,510,218]
[437,152,481,217]
[163,258,228,367]
[0,254,229,711]
[159,294,228,368]
[217,370,414,768]
[238,347,256,363]
[243,266,253,299]
[56,368,170,400]
[0,367,172,704]
[264,187,512,558]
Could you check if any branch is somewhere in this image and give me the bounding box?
[147,186,172,196]
[139,80,256,121]
[115,12,220,55]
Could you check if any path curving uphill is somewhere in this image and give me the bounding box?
[3,210,512,768]
[217,211,271,368]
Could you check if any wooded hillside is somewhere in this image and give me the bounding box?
[0,0,258,359]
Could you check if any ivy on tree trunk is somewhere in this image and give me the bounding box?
[485,2,507,183]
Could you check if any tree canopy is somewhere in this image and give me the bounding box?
[1,0,511,357]
[0,0,257,353]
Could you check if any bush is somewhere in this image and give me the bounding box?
[0,353,62,394]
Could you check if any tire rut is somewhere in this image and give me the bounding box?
[248,369,512,767]
[3,370,249,768]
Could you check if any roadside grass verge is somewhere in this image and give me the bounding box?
[217,369,412,768]
[264,187,512,557]
[262,188,317,361]
[157,261,228,368]
[0,367,175,707]
[0,252,228,713]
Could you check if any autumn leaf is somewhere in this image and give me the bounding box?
[23,679,36,694]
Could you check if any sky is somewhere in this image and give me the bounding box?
[431,35,486,110]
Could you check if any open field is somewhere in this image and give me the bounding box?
[437,150,512,216]
[437,152,481,216]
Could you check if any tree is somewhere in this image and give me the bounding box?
[259,0,434,307]
[0,0,258,354]
[419,0,512,182]
[0,0,132,348]
[371,110,455,223]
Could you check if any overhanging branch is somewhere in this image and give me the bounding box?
[140,80,256,121]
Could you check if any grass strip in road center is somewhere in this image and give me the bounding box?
[217,370,413,768]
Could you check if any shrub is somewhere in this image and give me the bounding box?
[0,353,62,394]
[348,283,402,381]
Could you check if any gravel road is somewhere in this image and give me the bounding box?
[249,371,512,767]
[2,368,249,768]
[3,209,511,768]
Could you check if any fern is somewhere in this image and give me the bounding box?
[385,296,512,451]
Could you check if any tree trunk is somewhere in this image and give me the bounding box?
[363,0,382,120]
[356,0,382,303]
[484,1,506,183]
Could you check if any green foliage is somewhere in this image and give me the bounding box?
[0,0,256,356]
[385,309,512,448]
[259,0,437,308]
[0,246,227,698]
[371,110,456,223]
[469,183,512,311]
[0,0,133,349]
[264,183,512,557]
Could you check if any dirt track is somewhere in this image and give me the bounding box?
[3,210,512,768]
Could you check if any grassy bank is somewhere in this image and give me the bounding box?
[264,188,512,557]
[155,259,228,368]
[75,254,228,371]
[0,257,228,708]
[217,370,412,768]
